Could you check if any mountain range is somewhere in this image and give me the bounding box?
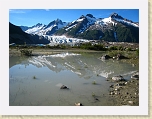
[9,13,139,45]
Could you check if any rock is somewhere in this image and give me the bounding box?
[131,72,139,80]
[110,85,114,88]
[95,98,99,101]
[112,75,125,81]
[109,91,114,95]
[75,103,83,106]
[60,85,69,89]
[113,56,116,59]
[108,73,139,106]
[116,54,128,60]
[128,101,134,104]
[99,54,111,60]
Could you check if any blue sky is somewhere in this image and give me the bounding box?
[9,9,139,27]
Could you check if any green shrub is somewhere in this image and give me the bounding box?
[20,49,32,56]
[136,48,139,56]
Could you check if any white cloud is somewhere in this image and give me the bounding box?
[9,9,26,14]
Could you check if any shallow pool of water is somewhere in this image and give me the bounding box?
[9,52,138,106]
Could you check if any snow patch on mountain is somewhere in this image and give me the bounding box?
[95,19,105,25]
[76,18,84,22]
[25,24,45,34]
[101,17,116,26]
[65,24,77,31]
[113,18,139,27]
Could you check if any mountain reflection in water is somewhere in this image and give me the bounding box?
[9,52,138,106]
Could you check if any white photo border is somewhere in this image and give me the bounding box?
[0,0,148,115]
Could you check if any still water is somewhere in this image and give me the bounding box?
[9,52,138,106]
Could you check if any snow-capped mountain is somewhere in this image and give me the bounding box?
[58,13,138,32]
[110,13,138,27]
[64,14,96,33]
[54,13,139,42]
[21,19,68,36]
[19,13,139,43]
[9,22,50,44]
[25,23,45,35]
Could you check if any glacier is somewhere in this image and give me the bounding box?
[44,35,90,46]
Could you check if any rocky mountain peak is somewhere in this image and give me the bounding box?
[35,23,43,27]
[55,18,63,24]
[110,13,123,19]
[79,15,85,19]
[86,14,95,18]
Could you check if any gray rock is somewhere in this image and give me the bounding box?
[128,101,134,104]
[99,54,111,60]
[112,75,125,81]
[75,103,83,106]
[116,53,128,60]
[60,85,69,89]
[131,72,139,80]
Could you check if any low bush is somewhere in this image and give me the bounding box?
[20,49,33,56]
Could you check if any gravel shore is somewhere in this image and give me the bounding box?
[108,73,139,106]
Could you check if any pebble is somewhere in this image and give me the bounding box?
[75,103,83,106]
[110,85,114,88]
[128,101,134,104]
[110,92,114,95]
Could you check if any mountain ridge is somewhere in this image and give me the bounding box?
[9,22,50,44]
[14,12,139,43]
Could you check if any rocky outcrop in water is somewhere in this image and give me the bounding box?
[99,54,128,61]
